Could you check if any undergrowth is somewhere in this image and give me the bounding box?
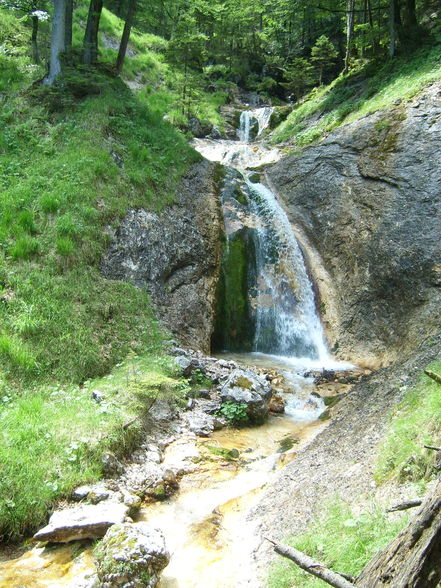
[375,359,441,485]
[272,43,441,146]
[268,498,410,588]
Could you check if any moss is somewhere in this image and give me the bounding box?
[211,229,256,351]
[206,445,240,460]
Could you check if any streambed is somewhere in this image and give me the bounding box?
[0,370,328,588]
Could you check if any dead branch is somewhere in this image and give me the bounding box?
[424,370,441,385]
[425,445,441,452]
[264,537,355,588]
[387,499,423,512]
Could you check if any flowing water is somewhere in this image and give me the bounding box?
[0,107,352,587]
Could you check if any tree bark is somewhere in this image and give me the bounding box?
[65,0,73,49]
[116,0,136,74]
[343,0,355,73]
[268,480,441,588]
[424,370,441,385]
[265,538,355,588]
[31,14,40,63]
[83,0,104,65]
[386,499,423,512]
[44,0,66,85]
[356,479,441,587]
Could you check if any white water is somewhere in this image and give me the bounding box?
[194,106,351,371]
[237,107,274,142]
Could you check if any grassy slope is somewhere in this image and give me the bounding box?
[267,365,441,587]
[0,8,205,540]
[271,43,441,148]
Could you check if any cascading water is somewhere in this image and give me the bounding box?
[246,179,329,361]
[195,106,335,368]
[237,107,274,142]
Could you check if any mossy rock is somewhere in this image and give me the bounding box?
[94,523,169,588]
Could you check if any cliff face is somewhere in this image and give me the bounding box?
[267,82,441,367]
[101,160,222,353]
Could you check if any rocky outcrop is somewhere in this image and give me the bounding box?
[94,523,169,588]
[267,83,441,366]
[101,160,222,353]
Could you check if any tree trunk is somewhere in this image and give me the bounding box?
[65,0,73,49]
[44,0,66,85]
[268,480,441,588]
[31,15,40,63]
[389,0,396,57]
[83,0,104,65]
[403,0,417,30]
[115,0,136,74]
[343,0,355,73]
[356,479,441,587]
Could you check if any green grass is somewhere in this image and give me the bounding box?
[272,43,441,146]
[268,499,410,588]
[375,359,441,485]
[0,354,186,541]
[0,63,199,385]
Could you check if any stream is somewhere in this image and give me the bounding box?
[0,107,353,588]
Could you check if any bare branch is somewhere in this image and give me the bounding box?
[387,499,423,512]
[264,537,355,588]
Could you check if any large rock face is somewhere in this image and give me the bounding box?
[101,160,222,353]
[267,83,441,366]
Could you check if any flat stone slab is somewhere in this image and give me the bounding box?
[33,502,129,543]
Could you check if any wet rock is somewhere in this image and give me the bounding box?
[148,398,179,422]
[269,393,285,413]
[268,83,441,365]
[184,411,215,437]
[173,356,192,375]
[94,523,169,588]
[33,503,129,543]
[72,485,92,501]
[188,116,213,138]
[91,390,104,403]
[220,368,272,423]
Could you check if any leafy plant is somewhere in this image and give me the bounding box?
[218,400,249,424]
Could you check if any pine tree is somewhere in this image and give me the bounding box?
[311,34,338,85]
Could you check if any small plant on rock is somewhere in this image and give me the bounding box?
[218,400,249,424]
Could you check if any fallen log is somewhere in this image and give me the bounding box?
[386,499,422,512]
[267,479,441,588]
[356,478,441,587]
[264,537,355,588]
[424,370,441,385]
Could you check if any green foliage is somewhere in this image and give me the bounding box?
[0,353,186,540]
[311,35,338,85]
[282,58,314,100]
[272,44,441,146]
[218,400,249,424]
[268,498,410,588]
[375,360,441,484]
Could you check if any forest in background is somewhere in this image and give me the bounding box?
[2,0,440,107]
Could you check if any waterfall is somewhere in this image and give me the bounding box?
[246,179,329,361]
[238,107,274,142]
[193,105,342,367]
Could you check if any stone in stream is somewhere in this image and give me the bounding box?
[94,523,169,588]
[220,368,273,423]
[32,503,130,543]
